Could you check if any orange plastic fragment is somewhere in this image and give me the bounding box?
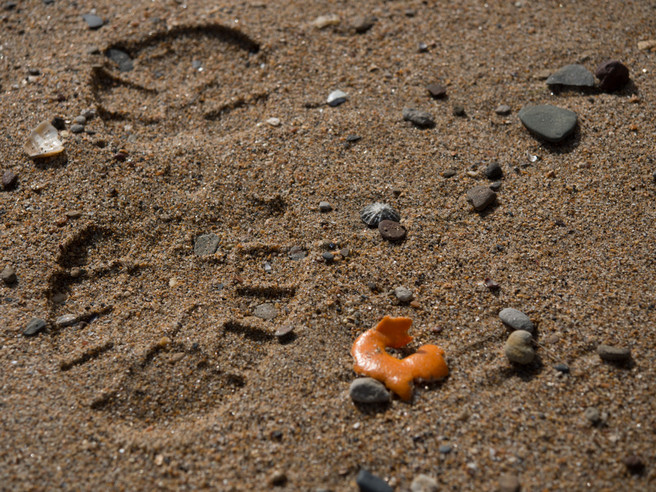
[351,316,449,401]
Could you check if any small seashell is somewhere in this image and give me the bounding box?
[360,202,400,228]
[24,121,64,158]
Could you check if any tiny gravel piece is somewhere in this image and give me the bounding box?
[498,473,521,492]
[356,469,393,492]
[584,407,602,426]
[505,330,535,364]
[518,105,578,143]
[597,344,631,363]
[70,124,85,134]
[1,265,17,284]
[554,363,570,373]
[24,318,47,337]
[318,201,332,212]
[378,220,406,242]
[55,314,77,328]
[394,287,414,303]
[326,90,348,107]
[361,203,400,227]
[194,233,220,256]
[349,378,390,403]
[495,104,511,115]
[402,108,435,128]
[410,474,439,492]
[622,455,645,475]
[595,60,630,92]
[499,308,535,333]
[2,170,18,189]
[82,13,104,29]
[426,83,446,98]
[466,186,496,211]
[546,64,595,89]
[484,162,503,180]
[106,48,134,72]
[253,303,278,320]
[352,15,376,33]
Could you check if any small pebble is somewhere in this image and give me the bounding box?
[403,108,435,128]
[55,314,77,328]
[360,203,400,228]
[1,265,17,284]
[417,42,429,53]
[73,116,86,125]
[288,246,306,261]
[394,286,414,303]
[504,330,535,365]
[546,64,595,89]
[319,201,332,212]
[253,303,278,320]
[438,444,453,454]
[352,15,376,33]
[274,325,294,342]
[484,162,503,180]
[622,455,645,475]
[452,105,466,117]
[349,378,390,403]
[554,363,570,373]
[51,116,66,130]
[327,90,348,107]
[312,14,340,29]
[489,181,502,191]
[356,469,393,492]
[442,169,456,178]
[266,117,281,127]
[426,83,447,99]
[106,48,134,72]
[518,105,578,143]
[499,308,535,333]
[378,220,406,242]
[81,108,96,120]
[2,170,17,190]
[494,104,511,115]
[597,344,631,363]
[269,470,287,486]
[70,124,85,134]
[194,233,220,256]
[466,186,497,211]
[584,407,602,426]
[322,252,335,263]
[410,474,438,492]
[82,13,104,29]
[595,60,630,92]
[346,134,361,143]
[497,473,521,492]
[23,317,47,337]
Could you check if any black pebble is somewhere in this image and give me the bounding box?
[51,116,66,130]
[356,469,393,492]
[484,162,503,180]
[554,363,570,373]
[106,48,133,72]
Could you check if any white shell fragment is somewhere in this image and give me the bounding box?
[24,121,64,158]
[327,90,348,107]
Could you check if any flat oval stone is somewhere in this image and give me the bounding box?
[546,64,594,89]
[349,378,391,403]
[194,233,219,256]
[426,83,446,98]
[402,108,435,128]
[356,469,393,492]
[378,220,406,242]
[597,344,631,362]
[504,330,535,364]
[253,303,278,320]
[466,186,496,211]
[518,105,578,143]
[24,317,47,337]
[82,13,104,29]
[499,308,535,333]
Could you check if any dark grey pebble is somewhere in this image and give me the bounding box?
[402,108,435,128]
[622,455,645,475]
[466,186,496,211]
[82,13,104,29]
[452,105,466,117]
[495,104,511,115]
[349,378,390,403]
[73,116,86,125]
[489,181,502,191]
[442,169,456,178]
[518,105,578,143]
[546,64,594,89]
[106,48,133,72]
[1,265,17,285]
[346,134,361,143]
[554,363,570,373]
[595,60,630,92]
[597,344,631,362]
[319,201,332,212]
[81,108,96,120]
[360,203,400,227]
[394,286,413,303]
[352,15,376,33]
[356,469,393,492]
[194,233,220,256]
[70,124,85,134]
[438,444,453,454]
[322,252,335,263]
[24,318,47,337]
[51,116,66,130]
[253,303,278,320]
[427,83,446,98]
[2,170,17,190]
[27,68,41,76]
[484,161,503,180]
[499,308,535,333]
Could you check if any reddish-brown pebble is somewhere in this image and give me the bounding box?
[378,220,407,241]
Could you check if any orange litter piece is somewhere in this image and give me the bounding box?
[351,316,448,401]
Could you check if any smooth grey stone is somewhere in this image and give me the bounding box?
[194,233,219,256]
[106,48,133,72]
[318,201,332,212]
[327,90,348,107]
[24,318,46,337]
[394,286,413,303]
[403,108,435,128]
[466,186,496,211]
[546,64,595,88]
[253,303,278,320]
[499,308,535,333]
[504,330,535,364]
[70,124,85,134]
[495,104,511,115]
[55,314,77,328]
[356,469,393,492]
[349,378,390,403]
[82,13,104,29]
[410,474,439,492]
[597,344,631,362]
[1,265,17,284]
[438,444,453,454]
[518,105,578,143]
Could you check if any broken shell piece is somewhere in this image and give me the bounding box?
[24,121,64,158]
